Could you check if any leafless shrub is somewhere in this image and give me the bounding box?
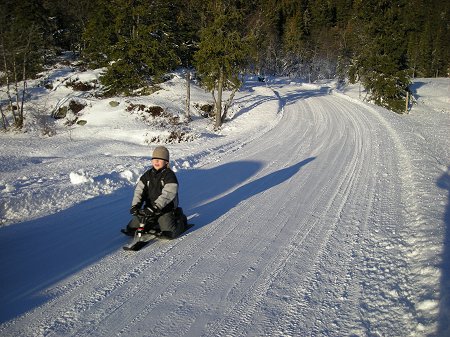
[145,130,196,144]
[148,106,164,117]
[28,102,57,136]
[194,103,214,118]
[68,99,86,114]
[66,79,96,91]
[126,103,146,112]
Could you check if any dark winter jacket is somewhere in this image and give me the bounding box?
[131,166,179,213]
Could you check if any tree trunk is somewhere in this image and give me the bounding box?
[215,67,224,129]
[222,85,238,124]
[13,59,23,128]
[405,90,409,114]
[186,69,191,121]
[1,40,17,124]
[20,34,31,126]
[0,104,8,130]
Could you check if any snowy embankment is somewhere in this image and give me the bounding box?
[0,68,449,337]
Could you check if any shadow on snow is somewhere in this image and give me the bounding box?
[437,166,450,335]
[0,189,132,324]
[180,157,316,230]
[0,157,314,324]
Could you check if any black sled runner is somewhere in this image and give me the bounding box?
[122,224,194,251]
[122,230,158,251]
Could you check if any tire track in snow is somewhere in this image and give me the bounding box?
[201,93,379,336]
[269,95,378,336]
[16,239,185,336]
[81,87,320,336]
[0,84,426,336]
[335,92,435,335]
[195,90,363,336]
[1,89,285,337]
[96,121,315,336]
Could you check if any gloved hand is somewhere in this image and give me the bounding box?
[130,205,140,215]
[143,203,161,217]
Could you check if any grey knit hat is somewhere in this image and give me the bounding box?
[152,146,170,161]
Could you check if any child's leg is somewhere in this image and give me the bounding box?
[121,215,141,235]
[126,216,141,230]
[158,211,183,239]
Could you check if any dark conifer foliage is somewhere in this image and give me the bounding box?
[82,0,182,95]
[194,0,253,128]
[1,0,449,112]
[0,0,50,79]
[348,0,411,112]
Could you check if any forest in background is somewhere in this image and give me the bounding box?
[1,0,449,128]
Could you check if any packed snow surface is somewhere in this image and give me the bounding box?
[0,67,449,336]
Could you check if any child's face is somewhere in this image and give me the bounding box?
[152,158,167,170]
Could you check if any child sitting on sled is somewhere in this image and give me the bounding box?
[123,146,187,239]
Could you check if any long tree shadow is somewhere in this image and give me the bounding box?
[437,166,450,335]
[233,85,329,121]
[0,189,132,324]
[181,157,315,227]
[0,160,263,324]
[177,160,263,209]
[0,157,314,324]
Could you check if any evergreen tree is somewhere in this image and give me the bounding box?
[424,0,450,77]
[171,0,203,68]
[43,0,96,53]
[0,0,49,78]
[349,0,411,113]
[245,0,283,75]
[82,0,179,95]
[194,0,252,129]
[81,0,117,67]
[1,0,448,120]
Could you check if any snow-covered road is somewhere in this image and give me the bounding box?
[1,81,448,336]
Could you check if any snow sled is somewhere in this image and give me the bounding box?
[122,207,193,251]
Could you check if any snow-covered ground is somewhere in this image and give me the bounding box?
[0,62,449,336]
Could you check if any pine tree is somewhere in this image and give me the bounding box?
[194,0,252,129]
[424,0,450,77]
[244,0,283,75]
[81,0,115,67]
[349,0,411,113]
[82,0,179,95]
[43,0,96,53]
[172,0,203,68]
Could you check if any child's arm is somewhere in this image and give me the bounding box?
[154,182,178,210]
[131,177,146,208]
